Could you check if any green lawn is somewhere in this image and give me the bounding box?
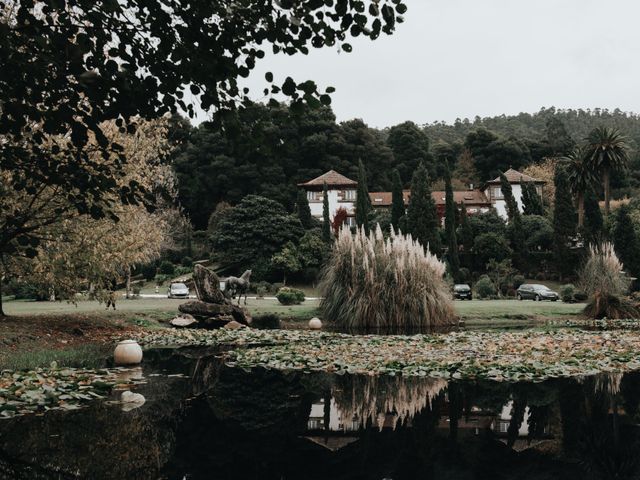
[4,297,583,324]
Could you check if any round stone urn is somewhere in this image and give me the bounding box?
[114,340,143,365]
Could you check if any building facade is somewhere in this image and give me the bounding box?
[483,168,545,220]
[298,170,358,227]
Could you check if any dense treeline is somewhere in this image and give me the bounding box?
[173,104,640,230]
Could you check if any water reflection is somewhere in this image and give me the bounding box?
[1,348,640,479]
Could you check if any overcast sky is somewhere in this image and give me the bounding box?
[197,0,640,128]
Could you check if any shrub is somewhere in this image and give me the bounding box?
[154,274,171,286]
[560,284,575,303]
[181,256,193,267]
[583,293,639,320]
[535,272,546,281]
[251,314,281,329]
[320,226,455,329]
[276,287,305,305]
[475,275,497,299]
[139,263,158,281]
[473,232,512,266]
[272,282,284,293]
[512,275,525,289]
[458,267,471,283]
[131,285,142,297]
[573,291,588,302]
[159,261,175,275]
[174,266,193,276]
[256,286,267,298]
[506,288,516,298]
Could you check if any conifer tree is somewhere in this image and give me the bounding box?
[355,159,371,233]
[612,205,640,280]
[296,189,313,229]
[522,181,544,215]
[444,162,460,279]
[499,171,526,263]
[322,182,331,243]
[406,163,441,255]
[459,204,474,253]
[391,169,406,230]
[553,164,578,279]
[583,187,604,244]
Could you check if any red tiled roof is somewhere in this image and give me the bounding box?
[486,168,544,184]
[298,170,357,187]
[369,190,490,207]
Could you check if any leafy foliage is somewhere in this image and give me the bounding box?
[212,195,304,275]
[444,163,460,279]
[386,121,434,184]
[275,287,305,306]
[405,163,441,255]
[553,163,578,278]
[473,233,512,266]
[391,169,406,229]
[475,275,497,299]
[355,159,371,232]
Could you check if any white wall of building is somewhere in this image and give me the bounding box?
[485,184,525,220]
[307,188,356,224]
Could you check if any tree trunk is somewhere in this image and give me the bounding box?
[0,280,5,319]
[125,265,131,299]
[603,168,611,217]
[577,192,585,229]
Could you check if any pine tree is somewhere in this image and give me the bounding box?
[553,164,578,279]
[444,162,460,279]
[459,204,474,253]
[406,162,441,255]
[612,205,640,279]
[499,171,525,263]
[522,181,544,215]
[322,182,331,243]
[296,189,313,229]
[583,187,604,244]
[355,159,371,233]
[391,169,405,230]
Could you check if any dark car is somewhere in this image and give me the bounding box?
[453,284,473,300]
[516,283,558,301]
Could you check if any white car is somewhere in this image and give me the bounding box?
[167,282,189,299]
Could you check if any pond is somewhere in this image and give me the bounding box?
[1,345,639,479]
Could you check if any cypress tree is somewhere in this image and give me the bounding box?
[444,162,460,279]
[355,159,371,233]
[522,181,544,215]
[391,169,405,230]
[499,171,525,263]
[612,205,640,279]
[459,204,474,253]
[553,164,578,279]
[583,187,604,244]
[406,162,441,255]
[322,182,331,243]
[296,189,313,229]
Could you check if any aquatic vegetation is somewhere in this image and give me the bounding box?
[320,226,455,329]
[134,328,640,382]
[0,367,143,418]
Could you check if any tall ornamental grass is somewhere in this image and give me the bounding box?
[320,226,455,329]
[580,242,639,319]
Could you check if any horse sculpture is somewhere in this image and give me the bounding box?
[225,270,252,305]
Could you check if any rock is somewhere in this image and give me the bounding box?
[170,314,198,328]
[223,320,247,330]
[178,301,236,317]
[192,264,225,304]
[309,317,322,330]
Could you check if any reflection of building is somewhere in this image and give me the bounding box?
[307,398,360,432]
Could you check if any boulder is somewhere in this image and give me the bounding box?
[178,300,250,326]
[223,320,247,330]
[192,264,225,304]
[170,314,198,328]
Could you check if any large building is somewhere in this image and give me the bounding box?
[298,170,358,227]
[298,168,544,225]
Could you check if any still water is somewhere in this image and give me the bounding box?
[1,346,639,480]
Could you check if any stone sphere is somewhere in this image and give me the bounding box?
[114,340,143,365]
[308,317,322,330]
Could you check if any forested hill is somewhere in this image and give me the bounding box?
[423,107,640,148]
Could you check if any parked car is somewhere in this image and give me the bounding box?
[516,284,559,301]
[167,282,190,299]
[453,284,473,300]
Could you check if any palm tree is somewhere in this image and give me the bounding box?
[563,146,597,229]
[584,127,630,216]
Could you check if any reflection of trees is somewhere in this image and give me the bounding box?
[331,375,448,430]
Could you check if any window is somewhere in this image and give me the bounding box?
[492,187,503,199]
[344,189,356,201]
[307,191,321,202]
